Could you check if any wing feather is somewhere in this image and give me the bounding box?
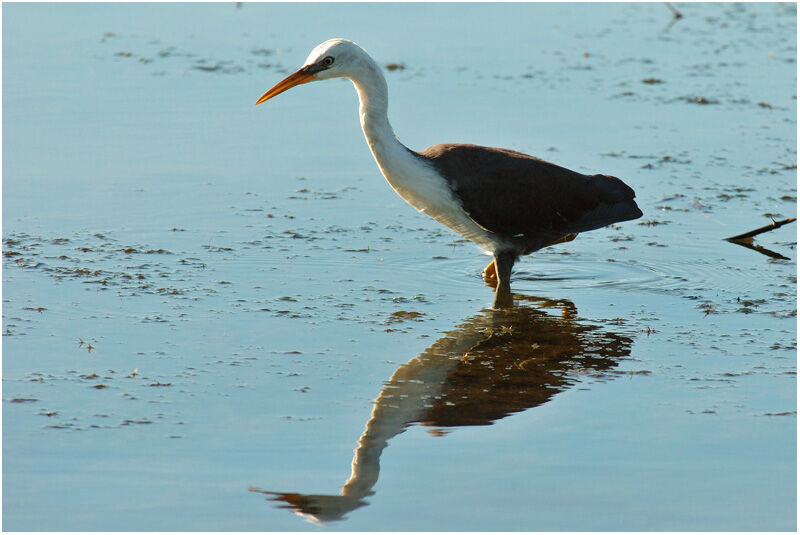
[417,144,641,239]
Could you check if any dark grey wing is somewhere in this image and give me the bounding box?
[417,144,642,239]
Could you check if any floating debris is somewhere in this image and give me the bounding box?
[698,303,719,316]
[682,96,718,105]
[386,310,425,324]
[121,419,153,425]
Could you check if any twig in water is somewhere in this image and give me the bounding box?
[725,217,796,241]
[729,239,791,261]
[665,3,683,19]
[724,217,796,260]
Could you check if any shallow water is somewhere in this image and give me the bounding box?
[2,2,796,531]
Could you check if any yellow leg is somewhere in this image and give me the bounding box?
[493,282,514,309]
[491,251,516,309]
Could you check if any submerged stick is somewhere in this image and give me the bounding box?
[725,217,795,260]
[725,217,796,242]
[665,3,683,19]
[728,239,791,261]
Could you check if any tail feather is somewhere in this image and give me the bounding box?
[567,198,643,234]
[591,174,637,202]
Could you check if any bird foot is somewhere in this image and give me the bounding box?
[483,261,497,288]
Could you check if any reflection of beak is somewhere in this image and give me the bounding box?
[255,66,316,105]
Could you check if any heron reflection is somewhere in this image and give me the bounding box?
[250,296,633,523]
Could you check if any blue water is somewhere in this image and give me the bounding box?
[3,2,796,530]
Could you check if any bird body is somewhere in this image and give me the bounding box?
[419,143,642,253]
[256,39,642,307]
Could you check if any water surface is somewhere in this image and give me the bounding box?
[3,2,796,530]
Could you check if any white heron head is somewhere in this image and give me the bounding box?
[255,39,374,105]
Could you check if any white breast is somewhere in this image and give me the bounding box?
[351,72,502,254]
[376,149,501,253]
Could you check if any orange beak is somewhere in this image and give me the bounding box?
[255,67,316,105]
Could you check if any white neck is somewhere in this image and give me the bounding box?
[348,62,417,191]
[348,65,448,211]
[346,57,494,251]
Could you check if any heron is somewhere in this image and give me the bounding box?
[255,39,642,308]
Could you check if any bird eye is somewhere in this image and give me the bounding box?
[322,56,334,67]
